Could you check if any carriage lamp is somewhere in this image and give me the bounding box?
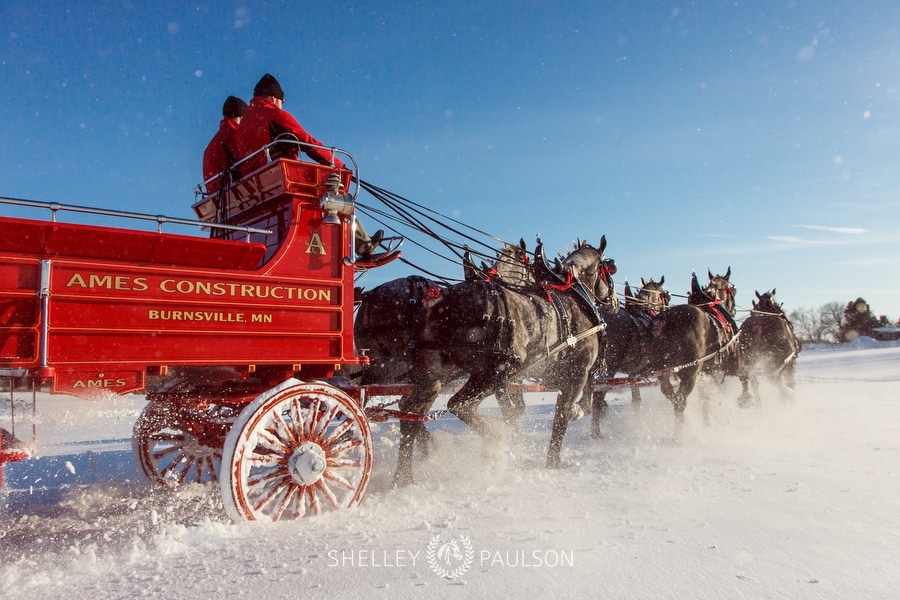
[320,190,354,225]
[320,172,354,225]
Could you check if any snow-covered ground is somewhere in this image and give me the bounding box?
[2,340,898,599]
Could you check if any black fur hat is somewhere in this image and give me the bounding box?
[222,95,248,119]
[253,73,284,100]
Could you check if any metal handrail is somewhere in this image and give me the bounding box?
[0,195,271,240]
[196,141,358,201]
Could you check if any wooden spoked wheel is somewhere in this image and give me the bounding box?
[220,379,374,522]
[132,401,235,488]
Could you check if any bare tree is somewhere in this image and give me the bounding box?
[820,301,845,343]
[789,306,828,343]
[789,302,846,343]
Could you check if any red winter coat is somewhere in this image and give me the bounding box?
[202,118,241,194]
[235,96,345,175]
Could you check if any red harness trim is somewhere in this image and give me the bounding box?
[540,269,573,301]
[707,298,731,332]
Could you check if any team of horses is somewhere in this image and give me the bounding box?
[354,238,801,486]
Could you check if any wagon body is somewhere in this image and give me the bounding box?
[1,147,392,519]
[1,159,363,397]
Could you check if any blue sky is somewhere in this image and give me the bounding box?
[2,1,899,319]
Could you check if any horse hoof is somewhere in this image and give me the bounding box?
[392,472,414,489]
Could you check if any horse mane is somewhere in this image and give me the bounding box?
[533,239,569,286]
[688,272,716,305]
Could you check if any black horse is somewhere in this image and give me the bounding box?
[355,243,533,424]
[393,241,609,485]
[705,267,736,316]
[590,277,671,439]
[643,273,744,435]
[738,289,802,405]
[355,275,444,386]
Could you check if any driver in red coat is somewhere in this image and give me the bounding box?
[235,74,386,263]
[235,74,345,173]
[202,95,248,195]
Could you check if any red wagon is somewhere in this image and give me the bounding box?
[0,143,401,521]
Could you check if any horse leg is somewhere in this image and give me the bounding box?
[750,374,763,408]
[393,377,442,488]
[659,374,675,401]
[394,420,429,488]
[672,368,698,438]
[590,389,609,439]
[495,383,526,430]
[697,374,713,427]
[734,351,752,408]
[574,374,595,421]
[447,373,506,459]
[547,376,589,468]
[631,385,642,419]
[780,361,797,403]
[737,373,753,408]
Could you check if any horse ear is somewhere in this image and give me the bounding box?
[659,275,665,285]
[772,287,776,296]
[725,266,731,280]
[708,268,714,280]
[755,290,761,299]
[599,235,607,253]
[519,237,526,251]
[691,272,702,293]
[641,277,647,286]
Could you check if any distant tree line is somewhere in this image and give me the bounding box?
[788,298,895,344]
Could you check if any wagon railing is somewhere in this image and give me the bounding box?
[0,195,271,240]
[195,140,359,202]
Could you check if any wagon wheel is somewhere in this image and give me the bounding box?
[220,379,374,522]
[132,401,236,489]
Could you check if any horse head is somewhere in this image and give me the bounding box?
[706,267,736,315]
[492,238,532,286]
[637,276,670,314]
[463,239,531,286]
[559,235,617,309]
[752,289,782,314]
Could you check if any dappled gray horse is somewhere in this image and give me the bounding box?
[394,241,608,485]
